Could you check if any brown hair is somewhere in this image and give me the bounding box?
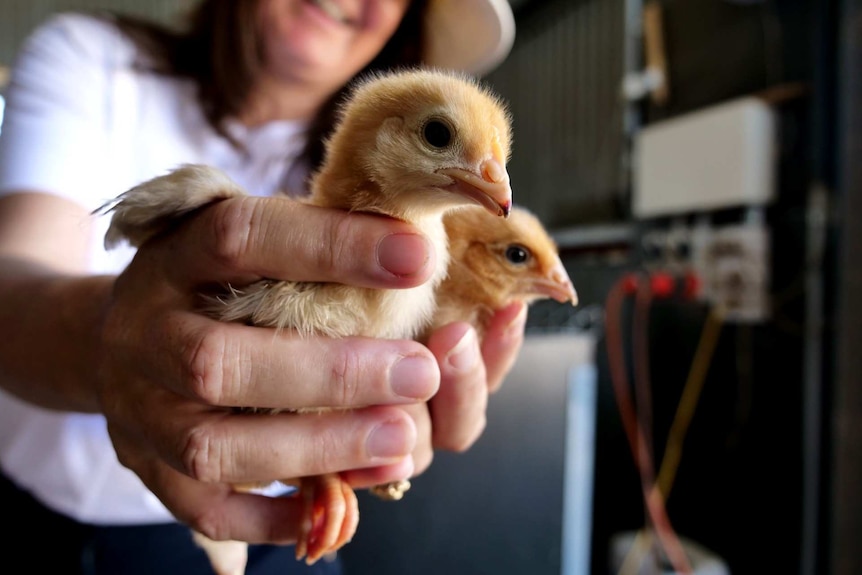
[109,0,428,189]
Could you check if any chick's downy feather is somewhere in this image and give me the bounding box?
[98,68,513,573]
[427,205,577,342]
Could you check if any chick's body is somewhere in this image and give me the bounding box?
[100,69,513,573]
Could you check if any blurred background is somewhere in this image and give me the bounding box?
[2,0,859,573]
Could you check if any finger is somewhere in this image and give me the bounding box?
[341,457,415,490]
[158,197,436,289]
[128,404,419,485]
[481,301,527,393]
[401,402,433,475]
[340,403,432,487]
[140,313,440,409]
[120,444,305,544]
[425,323,489,453]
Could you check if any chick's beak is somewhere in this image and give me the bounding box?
[528,258,578,305]
[438,158,512,217]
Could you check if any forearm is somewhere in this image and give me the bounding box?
[0,257,114,413]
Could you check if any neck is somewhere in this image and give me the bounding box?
[238,73,335,126]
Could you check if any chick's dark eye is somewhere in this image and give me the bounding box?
[505,245,530,264]
[423,120,452,148]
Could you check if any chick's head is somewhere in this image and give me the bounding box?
[445,206,578,307]
[315,68,513,221]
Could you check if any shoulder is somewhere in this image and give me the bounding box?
[4,12,148,125]
[26,12,133,50]
[0,13,152,207]
[15,12,138,74]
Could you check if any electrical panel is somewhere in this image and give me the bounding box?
[689,220,770,322]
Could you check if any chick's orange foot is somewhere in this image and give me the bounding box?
[295,473,359,565]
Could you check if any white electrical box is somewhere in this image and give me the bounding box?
[633,97,777,218]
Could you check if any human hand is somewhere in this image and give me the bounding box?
[96,196,442,545]
[342,301,527,486]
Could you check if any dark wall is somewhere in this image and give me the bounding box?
[830,1,862,573]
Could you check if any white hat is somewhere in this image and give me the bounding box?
[423,0,516,76]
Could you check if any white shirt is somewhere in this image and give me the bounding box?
[0,13,307,524]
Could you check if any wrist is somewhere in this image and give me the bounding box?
[0,263,116,413]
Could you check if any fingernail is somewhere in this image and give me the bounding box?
[377,233,430,277]
[390,355,438,399]
[367,420,413,459]
[446,328,479,371]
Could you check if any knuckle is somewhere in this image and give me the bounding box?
[181,424,225,483]
[190,508,231,541]
[321,213,355,276]
[208,197,258,268]
[303,425,342,473]
[330,345,363,407]
[443,383,483,418]
[184,326,229,404]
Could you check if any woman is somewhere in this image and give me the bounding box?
[0,0,519,573]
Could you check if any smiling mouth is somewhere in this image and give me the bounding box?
[309,0,353,25]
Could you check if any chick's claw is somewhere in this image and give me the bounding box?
[296,473,359,565]
[369,479,412,501]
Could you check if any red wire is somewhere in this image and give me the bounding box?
[605,274,693,574]
[633,274,656,482]
[605,279,639,460]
